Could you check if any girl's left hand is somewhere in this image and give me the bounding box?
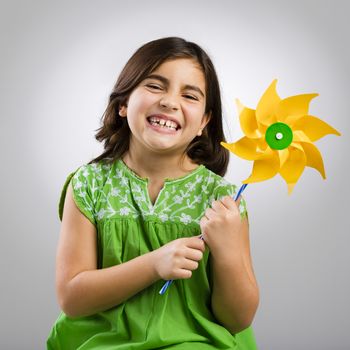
[199,196,243,256]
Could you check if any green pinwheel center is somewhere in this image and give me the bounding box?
[265,122,293,150]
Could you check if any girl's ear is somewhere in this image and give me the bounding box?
[119,104,127,117]
[198,112,211,136]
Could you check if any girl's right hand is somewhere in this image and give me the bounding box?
[152,236,206,280]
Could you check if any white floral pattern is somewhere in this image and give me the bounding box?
[67,159,247,226]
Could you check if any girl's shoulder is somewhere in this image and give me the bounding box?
[73,159,114,182]
[202,167,248,218]
[203,167,240,197]
[58,159,114,223]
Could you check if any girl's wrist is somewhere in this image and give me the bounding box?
[146,250,161,281]
[207,238,243,260]
[210,246,245,267]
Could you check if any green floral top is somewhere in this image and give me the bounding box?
[47,159,257,350]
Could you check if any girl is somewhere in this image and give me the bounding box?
[47,37,259,350]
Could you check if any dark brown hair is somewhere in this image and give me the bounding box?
[88,37,229,176]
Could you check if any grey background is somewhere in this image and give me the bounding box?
[1,0,349,349]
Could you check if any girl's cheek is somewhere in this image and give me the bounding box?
[129,93,155,114]
[182,104,204,118]
[141,92,162,108]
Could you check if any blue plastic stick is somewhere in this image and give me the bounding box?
[234,183,248,201]
[159,183,248,295]
[159,280,173,295]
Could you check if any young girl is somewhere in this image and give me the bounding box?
[47,37,259,350]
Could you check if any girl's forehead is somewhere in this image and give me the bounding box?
[150,58,206,87]
[153,58,202,73]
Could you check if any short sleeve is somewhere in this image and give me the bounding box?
[58,165,96,226]
[215,182,248,220]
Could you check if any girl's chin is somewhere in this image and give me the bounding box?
[141,137,185,153]
[143,129,181,148]
[147,142,179,152]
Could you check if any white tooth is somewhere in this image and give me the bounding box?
[149,116,178,130]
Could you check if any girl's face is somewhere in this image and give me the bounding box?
[119,58,209,157]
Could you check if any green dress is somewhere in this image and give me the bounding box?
[47,159,257,350]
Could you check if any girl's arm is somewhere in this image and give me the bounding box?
[56,182,205,318]
[200,196,259,334]
[210,217,259,334]
[56,183,159,318]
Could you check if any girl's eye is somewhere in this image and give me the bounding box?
[184,94,198,101]
[146,84,162,90]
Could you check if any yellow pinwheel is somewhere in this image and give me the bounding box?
[221,80,341,194]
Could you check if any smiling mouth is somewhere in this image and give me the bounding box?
[147,116,180,131]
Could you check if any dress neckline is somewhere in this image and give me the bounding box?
[117,158,205,185]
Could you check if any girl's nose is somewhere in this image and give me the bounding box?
[159,95,179,111]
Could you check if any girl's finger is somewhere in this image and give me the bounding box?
[199,216,208,226]
[180,258,199,271]
[187,236,206,251]
[235,196,242,207]
[211,199,227,213]
[186,247,204,262]
[204,207,216,220]
[220,195,239,210]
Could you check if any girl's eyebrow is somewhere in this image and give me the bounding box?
[145,74,205,98]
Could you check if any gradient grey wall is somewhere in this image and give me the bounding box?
[1,0,349,349]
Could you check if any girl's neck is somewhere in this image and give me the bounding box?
[122,150,199,185]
